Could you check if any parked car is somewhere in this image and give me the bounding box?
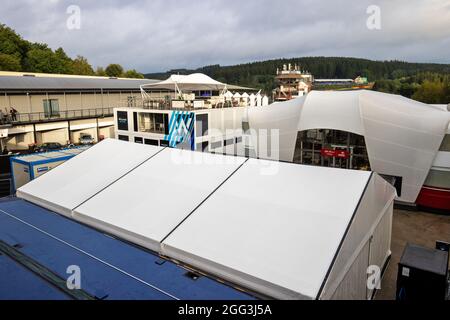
[36,142,63,153]
[79,133,95,145]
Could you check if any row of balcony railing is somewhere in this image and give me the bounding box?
[0,107,115,125]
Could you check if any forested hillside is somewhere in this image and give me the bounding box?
[1,22,448,104]
[0,23,144,78]
[146,58,450,104]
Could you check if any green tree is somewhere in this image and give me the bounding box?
[105,64,124,77]
[72,55,94,75]
[95,67,107,76]
[124,69,144,79]
[0,24,29,64]
[444,82,450,103]
[54,47,74,74]
[24,45,59,73]
[412,80,446,104]
[0,53,21,71]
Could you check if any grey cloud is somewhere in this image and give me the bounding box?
[1,0,449,72]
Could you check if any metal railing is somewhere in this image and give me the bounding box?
[0,107,114,125]
[142,99,238,111]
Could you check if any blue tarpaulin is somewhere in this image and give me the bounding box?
[0,198,254,300]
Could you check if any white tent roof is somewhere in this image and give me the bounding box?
[141,73,227,91]
[161,159,373,299]
[17,139,395,300]
[16,139,161,216]
[233,92,241,98]
[247,90,450,203]
[73,149,246,252]
[241,92,250,98]
[224,91,234,98]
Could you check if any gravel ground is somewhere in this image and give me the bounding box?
[375,208,450,300]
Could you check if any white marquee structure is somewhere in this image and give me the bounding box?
[139,73,256,104]
[247,90,450,204]
[17,139,396,300]
[140,73,228,97]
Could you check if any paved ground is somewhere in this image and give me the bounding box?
[375,208,450,300]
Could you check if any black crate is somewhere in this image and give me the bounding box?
[396,243,449,300]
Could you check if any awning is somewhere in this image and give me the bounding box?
[141,73,227,91]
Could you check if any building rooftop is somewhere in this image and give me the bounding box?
[0,73,158,92]
[0,197,254,300]
[16,138,396,300]
[11,146,90,164]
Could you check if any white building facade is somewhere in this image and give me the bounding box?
[114,107,247,154]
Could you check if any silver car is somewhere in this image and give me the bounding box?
[79,133,95,145]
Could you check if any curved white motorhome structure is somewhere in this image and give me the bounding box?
[246,90,450,207]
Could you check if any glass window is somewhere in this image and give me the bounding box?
[127,96,136,108]
[224,139,234,146]
[117,111,128,131]
[144,139,158,146]
[118,135,129,141]
[196,114,209,137]
[210,141,222,149]
[133,112,138,132]
[293,129,370,170]
[138,112,168,134]
[43,99,60,118]
[196,141,209,152]
[423,169,450,189]
[134,137,143,144]
[439,134,450,152]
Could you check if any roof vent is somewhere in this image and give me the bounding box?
[23,74,36,77]
[109,77,118,80]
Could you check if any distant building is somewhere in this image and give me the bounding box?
[115,73,259,154]
[114,107,246,154]
[354,76,368,85]
[313,76,370,87]
[313,79,354,86]
[273,64,313,101]
[139,73,257,109]
[0,71,158,151]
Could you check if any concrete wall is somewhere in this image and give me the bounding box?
[36,128,69,145]
[4,116,114,150]
[99,126,114,139]
[5,124,35,150]
[5,132,34,150]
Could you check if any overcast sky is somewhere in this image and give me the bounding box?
[1,0,450,72]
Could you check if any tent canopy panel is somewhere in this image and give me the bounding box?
[17,139,163,216]
[73,148,247,252]
[161,159,372,300]
[141,73,227,91]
